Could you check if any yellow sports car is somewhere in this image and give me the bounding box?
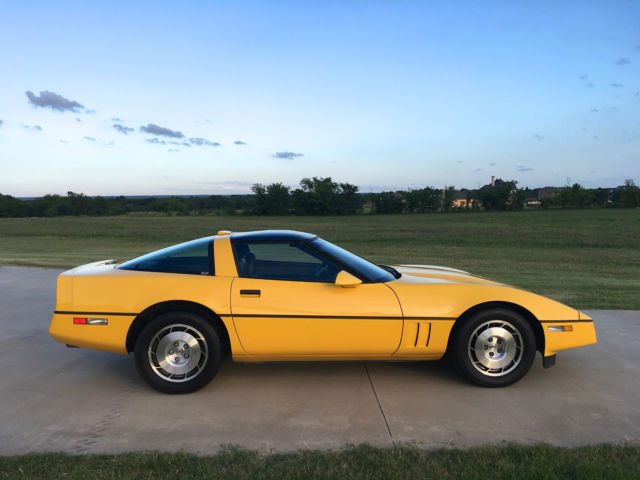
[49,230,596,393]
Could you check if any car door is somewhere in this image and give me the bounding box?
[230,241,403,356]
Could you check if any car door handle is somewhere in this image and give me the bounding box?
[239,289,261,296]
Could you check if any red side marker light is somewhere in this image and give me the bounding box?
[73,317,87,324]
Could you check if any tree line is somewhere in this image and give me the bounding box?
[1,177,638,217]
[543,181,640,209]
[0,191,254,218]
[251,177,361,215]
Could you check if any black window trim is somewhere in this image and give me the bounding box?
[208,238,215,276]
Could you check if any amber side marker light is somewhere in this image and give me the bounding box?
[548,325,573,332]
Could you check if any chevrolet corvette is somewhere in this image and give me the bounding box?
[49,230,597,393]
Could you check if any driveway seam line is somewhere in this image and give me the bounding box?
[364,362,394,446]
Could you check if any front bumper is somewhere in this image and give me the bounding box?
[542,312,597,357]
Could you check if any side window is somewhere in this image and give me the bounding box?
[233,242,340,283]
[118,238,213,275]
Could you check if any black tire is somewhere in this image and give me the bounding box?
[134,311,223,394]
[452,308,536,387]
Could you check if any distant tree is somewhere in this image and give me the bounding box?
[614,179,640,208]
[593,188,611,207]
[90,196,109,215]
[0,194,30,217]
[252,178,359,216]
[466,190,480,211]
[337,182,361,215]
[110,195,129,215]
[290,187,310,215]
[405,187,441,213]
[33,194,72,216]
[299,177,338,215]
[544,183,616,209]
[251,182,292,215]
[289,177,351,215]
[442,186,456,212]
[404,189,418,213]
[251,183,269,215]
[570,183,587,207]
[267,182,290,215]
[373,191,404,214]
[148,197,189,215]
[477,180,517,211]
[511,188,526,210]
[554,183,591,208]
[67,191,90,215]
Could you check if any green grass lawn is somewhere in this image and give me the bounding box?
[0,209,638,309]
[1,444,638,480]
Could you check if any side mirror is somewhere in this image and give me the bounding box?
[335,270,362,288]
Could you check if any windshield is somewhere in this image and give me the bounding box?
[309,238,395,283]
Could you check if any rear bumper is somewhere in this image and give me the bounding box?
[49,312,133,354]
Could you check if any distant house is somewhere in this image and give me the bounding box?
[454,178,562,210]
[452,190,469,208]
[452,188,478,208]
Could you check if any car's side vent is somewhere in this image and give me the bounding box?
[396,319,454,356]
[405,321,432,349]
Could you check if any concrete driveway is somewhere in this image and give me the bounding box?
[0,265,638,455]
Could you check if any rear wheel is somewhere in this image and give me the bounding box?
[452,308,536,387]
[134,312,222,394]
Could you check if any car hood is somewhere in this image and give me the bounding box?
[391,264,505,286]
[386,265,581,321]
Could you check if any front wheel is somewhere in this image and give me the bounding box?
[134,312,223,394]
[452,308,536,387]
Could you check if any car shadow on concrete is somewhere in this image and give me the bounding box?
[375,359,469,386]
[74,348,470,393]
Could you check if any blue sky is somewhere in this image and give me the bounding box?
[1,0,638,196]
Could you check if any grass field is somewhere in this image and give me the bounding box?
[1,444,639,480]
[0,209,638,309]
